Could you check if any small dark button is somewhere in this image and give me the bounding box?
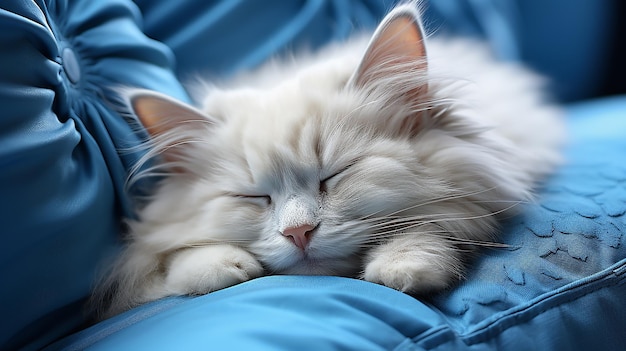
[62,47,80,84]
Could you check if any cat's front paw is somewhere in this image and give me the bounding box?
[363,250,460,294]
[165,245,264,296]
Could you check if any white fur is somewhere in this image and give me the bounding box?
[94,4,565,318]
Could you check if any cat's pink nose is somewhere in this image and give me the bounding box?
[282,224,316,250]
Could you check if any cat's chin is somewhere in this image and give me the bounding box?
[272,256,361,277]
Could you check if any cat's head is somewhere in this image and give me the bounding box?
[127,5,496,277]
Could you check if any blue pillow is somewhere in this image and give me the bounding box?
[0,1,188,350]
[424,0,618,102]
[133,0,619,101]
[133,0,389,78]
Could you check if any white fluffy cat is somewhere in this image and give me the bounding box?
[95,3,564,318]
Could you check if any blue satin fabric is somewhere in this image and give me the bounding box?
[45,269,626,350]
[0,1,188,349]
[45,276,440,351]
[133,0,389,79]
[424,0,617,101]
[133,0,618,101]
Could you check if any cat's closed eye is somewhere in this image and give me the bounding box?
[232,194,272,206]
[319,163,356,193]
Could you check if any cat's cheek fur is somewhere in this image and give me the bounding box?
[329,156,434,215]
[164,245,264,295]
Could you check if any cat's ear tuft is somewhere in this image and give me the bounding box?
[348,4,431,136]
[349,4,428,89]
[128,90,214,167]
[130,90,210,138]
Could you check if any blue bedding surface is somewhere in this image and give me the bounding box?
[46,97,626,351]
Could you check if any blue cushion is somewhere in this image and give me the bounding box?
[424,0,618,101]
[45,96,626,350]
[132,0,389,78]
[133,0,620,101]
[0,1,189,350]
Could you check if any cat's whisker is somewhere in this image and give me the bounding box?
[126,134,217,188]
[181,238,258,248]
[359,201,522,236]
[358,227,510,249]
[409,97,459,113]
[358,207,487,230]
[367,212,463,224]
[352,203,519,245]
[355,186,502,221]
[367,232,510,248]
[342,99,383,120]
[391,187,501,214]
[385,203,517,231]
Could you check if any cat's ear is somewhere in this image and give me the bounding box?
[130,90,209,137]
[348,4,430,136]
[129,90,214,167]
[349,4,428,89]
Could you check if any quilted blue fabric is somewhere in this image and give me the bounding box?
[45,97,626,351]
[1,0,624,350]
